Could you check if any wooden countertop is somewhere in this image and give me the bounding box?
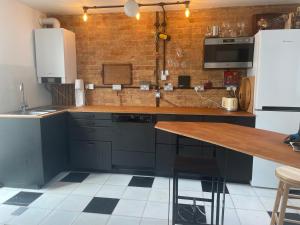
[0,105,254,118]
[155,121,300,169]
[68,106,254,117]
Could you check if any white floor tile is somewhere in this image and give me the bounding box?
[0,204,19,223]
[56,195,92,212]
[83,173,111,184]
[236,209,270,225]
[140,218,169,225]
[105,174,133,186]
[259,196,274,211]
[205,206,241,225]
[8,208,50,225]
[29,193,67,210]
[178,178,202,191]
[72,212,109,225]
[107,215,141,225]
[152,177,172,190]
[112,199,146,217]
[227,183,256,196]
[149,189,172,203]
[96,185,126,198]
[143,202,170,220]
[71,183,102,196]
[44,182,79,194]
[253,187,277,198]
[39,210,79,225]
[231,195,265,210]
[122,187,151,201]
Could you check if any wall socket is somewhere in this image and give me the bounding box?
[194,85,205,92]
[85,84,95,90]
[112,84,122,91]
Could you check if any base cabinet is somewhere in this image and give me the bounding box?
[70,141,111,170]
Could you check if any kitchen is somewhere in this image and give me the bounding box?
[0,0,300,225]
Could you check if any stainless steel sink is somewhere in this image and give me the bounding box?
[7,110,52,116]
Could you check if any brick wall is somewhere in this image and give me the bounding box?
[54,4,297,107]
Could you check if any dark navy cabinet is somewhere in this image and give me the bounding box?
[0,113,68,188]
[68,112,112,171]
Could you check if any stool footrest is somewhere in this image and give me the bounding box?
[284,218,300,224]
[178,195,213,203]
[286,205,300,210]
[289,194,300,199]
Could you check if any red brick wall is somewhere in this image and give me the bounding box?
[54,4,297,107]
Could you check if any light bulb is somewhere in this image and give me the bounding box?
[136,12,140,20]
[185,5,190,18]
[83,12,88,22]
[124,0,139,17]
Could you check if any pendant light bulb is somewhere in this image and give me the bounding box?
[82,8,88,22]
[124,0,139,17]
[185,3,190,18]
[136,12,140,20]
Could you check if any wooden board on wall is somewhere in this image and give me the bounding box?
[102,64,132,85]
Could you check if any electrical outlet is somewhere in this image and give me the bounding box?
[85,84,95,90]
[164,83,173,91]
[194,85,205,92]
[112,84,122,91]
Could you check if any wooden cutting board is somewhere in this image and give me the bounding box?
[238,77,255,113]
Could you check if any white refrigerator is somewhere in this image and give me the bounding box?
[248,30,300,188]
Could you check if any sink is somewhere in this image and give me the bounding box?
[6,110,50,116]
[27,111,49,115]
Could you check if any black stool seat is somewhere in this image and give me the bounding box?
[174,156,221,178]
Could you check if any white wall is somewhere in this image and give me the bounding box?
[0,0,51,113]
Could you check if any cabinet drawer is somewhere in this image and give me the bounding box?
[112,150,155,169]
[179,145,215,158]
[69,112,111,120]
[68,118,112,127]
[156,130,177,145]
[69,127,112,141]
[70,141,111,170]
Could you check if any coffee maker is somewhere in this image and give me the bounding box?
[75,79,85,107]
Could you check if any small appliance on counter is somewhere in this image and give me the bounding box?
[75,79,85,107]
[222,97,238,111]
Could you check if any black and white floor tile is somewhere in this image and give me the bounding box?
[0,171,299,225]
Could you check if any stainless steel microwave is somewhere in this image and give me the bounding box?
[204,37,254,69]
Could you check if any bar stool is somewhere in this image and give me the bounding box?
[172,156,223,225]
[270,166,300,225]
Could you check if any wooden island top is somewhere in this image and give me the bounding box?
[155,121,300,169]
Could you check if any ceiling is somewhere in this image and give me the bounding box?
[19,0,300,15]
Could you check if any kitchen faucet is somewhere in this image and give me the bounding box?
[19,82,28,112]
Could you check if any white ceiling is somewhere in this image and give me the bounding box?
[19,0,300,15]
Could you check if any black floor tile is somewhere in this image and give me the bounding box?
[289,189,300,195]
[4,192,43,206]
[268,211,300,225]
[201,180,229,194]
[128,176,154,188]
[175,204,207,224]
[83,197,119,214]
[60,172,90,183]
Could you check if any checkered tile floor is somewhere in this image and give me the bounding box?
[0,171,299,225]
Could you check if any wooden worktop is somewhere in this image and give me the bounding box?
[0,105,254,118]
[155,121,300,169]
[68,105,254,117]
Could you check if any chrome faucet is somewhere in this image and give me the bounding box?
[19,83,28,113]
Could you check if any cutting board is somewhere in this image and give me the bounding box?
[238,76,255,113]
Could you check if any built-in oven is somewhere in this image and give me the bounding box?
[204,37,254,69]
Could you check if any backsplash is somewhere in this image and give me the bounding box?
[54,4,296,107]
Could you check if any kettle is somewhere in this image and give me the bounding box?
[222,97,238,111]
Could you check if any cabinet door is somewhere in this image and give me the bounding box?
[112,123,155,152]
[156,144,176,176]
[70,141,111,170]
[112,151,155,169]
[69,127,112,141]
